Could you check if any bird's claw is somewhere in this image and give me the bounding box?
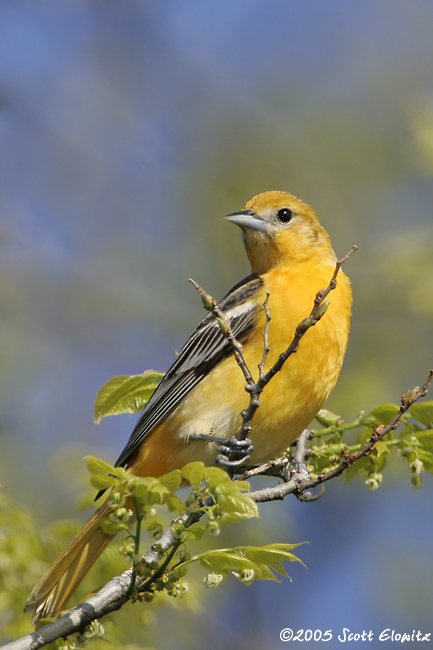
[214,436,253,467]
[282,457,325,502]
[282,457,311,482]
[189,433,253,469]
[295,484,325,502]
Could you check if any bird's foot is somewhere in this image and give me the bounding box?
[189,433,253,468]
[214,436,254,468]
[283,457,325,502]
[282,457,310,482]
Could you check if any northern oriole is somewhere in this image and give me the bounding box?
[26,190,352,621]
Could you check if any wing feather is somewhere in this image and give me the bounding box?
[114,273,263,468]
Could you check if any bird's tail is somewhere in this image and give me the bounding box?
[25,499,115,623]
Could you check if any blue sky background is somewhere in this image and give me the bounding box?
[1,1,433,648]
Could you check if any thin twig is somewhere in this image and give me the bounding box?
[188,278,256,392]
[258,291,271,378]
[128,493,143,595]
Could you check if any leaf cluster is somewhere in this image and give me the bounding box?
[309,401,433,490]
[27,365,428,648]
[86,456,302,594]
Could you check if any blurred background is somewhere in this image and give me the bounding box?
[1,1,433,648]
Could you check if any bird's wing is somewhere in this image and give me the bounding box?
[114,273,263,469]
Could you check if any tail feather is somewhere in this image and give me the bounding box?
[25,500,114,623]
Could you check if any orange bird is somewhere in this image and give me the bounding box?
[26,190,352,621]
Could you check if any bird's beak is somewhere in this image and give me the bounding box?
[224,209,267,234]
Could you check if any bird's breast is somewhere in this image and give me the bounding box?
[135,260,351,473]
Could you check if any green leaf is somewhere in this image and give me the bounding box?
[249,564,281,582]
[203,466,232,490]
[417,448,433,473]
[85,456,117,476]
[356,427,372,445]
[180,462,205,487]
[215,483,259,525]
[133,478,169,505]
[243,543,305,576]
[158,470,182,493]
[231,480,251,492]
[362,403,400,427]
[187,544,303,583]
[344,456,371,483]
[416,430,433,453]
[94,371,164,423]
[398,423,419,439]
[100,519,130,535]
[198,551,258,574]
[375,440,390,457]
[184,523,207,540]
[134,476,162,489]
[410,401,433,428]
[89,474,118,490]
[375,451,388,473]
[166,494,186,514]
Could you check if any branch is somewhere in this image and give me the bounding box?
[246,369,433,503]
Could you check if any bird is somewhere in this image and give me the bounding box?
[25,190,352,622]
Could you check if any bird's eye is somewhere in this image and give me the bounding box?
[277,208,294,223]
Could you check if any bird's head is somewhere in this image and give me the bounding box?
[225,190,335,274]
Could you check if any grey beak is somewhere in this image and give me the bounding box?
[224,209,267,234]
